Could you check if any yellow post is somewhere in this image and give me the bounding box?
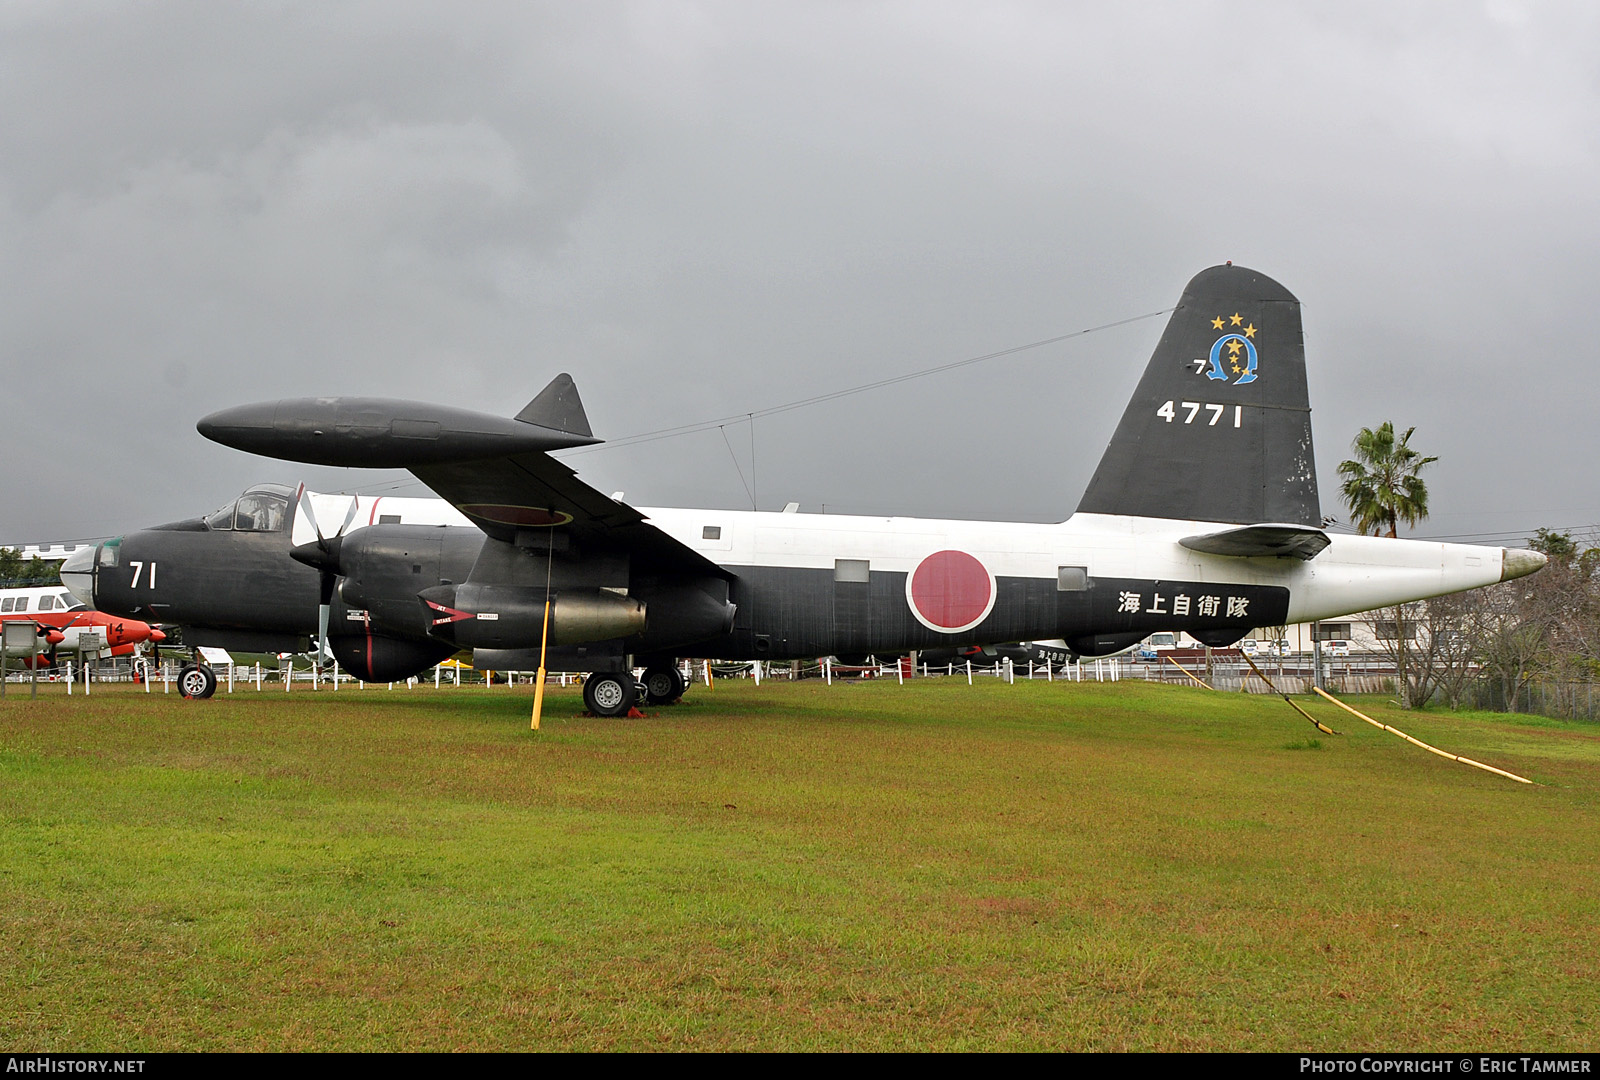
[1312,686,1535,784]
[531,595,552,731]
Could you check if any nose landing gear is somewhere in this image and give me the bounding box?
[177,663,218,699]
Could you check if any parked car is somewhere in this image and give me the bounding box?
[1323,639,1350,657]
[1240,639,1259,656]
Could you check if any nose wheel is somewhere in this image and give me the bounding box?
[178,664,218,699]
[582,671,638,717]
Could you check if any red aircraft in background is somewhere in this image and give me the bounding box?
[0,584,165,667]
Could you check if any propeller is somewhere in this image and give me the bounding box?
[144,626,167,679]
[289,486,361,669]
[35,621,62,670]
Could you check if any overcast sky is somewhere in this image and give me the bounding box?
[3,1,1595,547]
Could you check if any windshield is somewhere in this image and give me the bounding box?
[207,491,290,532]
[234,493,288,532]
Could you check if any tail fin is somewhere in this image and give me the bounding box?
[1075,264,1320,526]
[515,373,593,439]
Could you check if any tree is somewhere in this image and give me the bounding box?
[1339,422,1437,707]
[1337,423,1438,539]
[0,547,62,588]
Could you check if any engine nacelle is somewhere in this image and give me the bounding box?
[418,584,646,649]
[335,524,483,639]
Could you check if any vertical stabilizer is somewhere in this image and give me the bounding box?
[515,373,593,438]
[1076,265,1320,526]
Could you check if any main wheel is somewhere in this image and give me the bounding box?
[582,671,637,717]
[640,664,687,706]
[178,664,218,700]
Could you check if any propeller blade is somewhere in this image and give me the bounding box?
[317,598,332,667]
[336,494,360,538]
[297,486,328,546]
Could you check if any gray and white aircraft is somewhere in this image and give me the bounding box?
[61,265,1545,714]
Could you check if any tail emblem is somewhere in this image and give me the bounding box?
[1204,314,1259,385]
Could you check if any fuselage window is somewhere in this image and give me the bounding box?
[38,595,54,611]
[835,559,870,583]
[702,526,721,540]
[1057,566,1090,592]
[379,514,401,525]
[1,598,12,612]
[12,598,28,612]
[233,494,289,532]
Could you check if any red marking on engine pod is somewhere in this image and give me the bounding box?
[458,503,574,528]
[906,550,996,633]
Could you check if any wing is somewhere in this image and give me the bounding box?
[196,374,734,582]
[411,450,734,580]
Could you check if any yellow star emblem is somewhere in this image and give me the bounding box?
[1243,323,1256,339]
[1211,316,1225,330]
[1227,338,1243,355]
[1229,313,1243,326]
[1231,363,1242,374]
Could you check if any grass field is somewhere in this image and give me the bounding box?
[2,677,1597,1051]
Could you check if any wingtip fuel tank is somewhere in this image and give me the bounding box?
[197,395,601,467]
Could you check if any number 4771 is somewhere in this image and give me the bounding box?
[1156,401,1242,428]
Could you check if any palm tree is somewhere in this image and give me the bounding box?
[1338,422,1437,705]
[1337,422,1436,539]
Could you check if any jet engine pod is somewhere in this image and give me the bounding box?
[418,584,646,650]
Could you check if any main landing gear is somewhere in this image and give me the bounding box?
[582,671,638,717]
[640,664,687,706]
[582,664,690,716]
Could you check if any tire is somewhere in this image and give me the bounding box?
[178,664,218,700]
[582,671,637,717]
[640,664,687,706]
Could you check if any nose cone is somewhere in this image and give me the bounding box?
[149,628,167,643]
[60,546,96,608]
[1501,548,1549,582]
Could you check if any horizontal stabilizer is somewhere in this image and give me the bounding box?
[515,373,593,438]
[1179,523,1330,560]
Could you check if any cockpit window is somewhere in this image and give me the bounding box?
[205,504,235,531]
[57,593,81,610]
[233,493,289,532]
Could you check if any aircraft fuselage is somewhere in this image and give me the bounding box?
[74,499,1528,668]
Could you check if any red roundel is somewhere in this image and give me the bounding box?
[906,550,996,633]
